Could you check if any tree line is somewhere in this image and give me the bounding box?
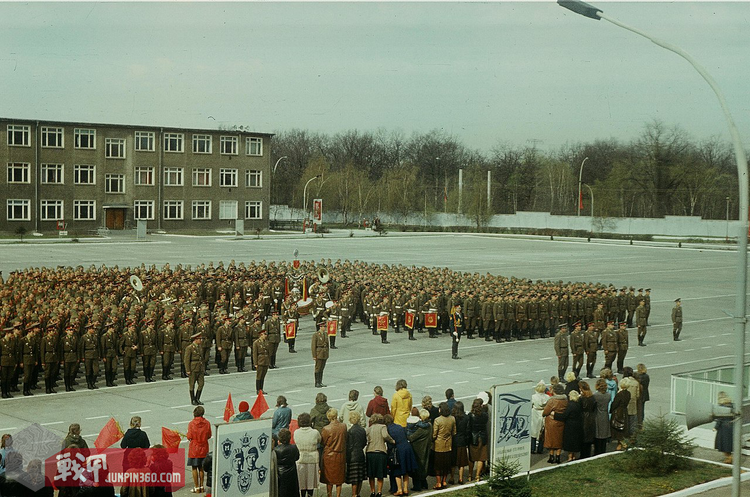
[268,120,741,226]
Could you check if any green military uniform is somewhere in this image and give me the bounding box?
[311,325,329,387]
[602,323,618,370]
[233,319,249,372]
[583,324,598,378]
[252,331,270,393]
[79,327,101,389]
[264,313,281,366]
[0,328,18,398]
[120,327,139,385]
[42,328,60,393]
[21,327,40,396]
[615,322,629,374]
[671,298,683,341]
[184,333,205,405]
[636,300,648,346]
[216,319,234,374]
[569,323,585,378]
[61,329,79,392]
[140,325,158,382]
[553,324,569,380]
[100,327,119,387]
[159,322,178,380]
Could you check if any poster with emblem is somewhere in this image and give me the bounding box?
[213,418,272,497]
[489,381,533,475]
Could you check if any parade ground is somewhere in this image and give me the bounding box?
[0,231,742,478]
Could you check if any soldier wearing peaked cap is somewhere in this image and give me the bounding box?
[615,321,629,374]
[185,332,205,405]
[583,322,598,378]
[0,326,18,398]
[636,299,648,346]
[672,298,683,341]
[569,322,585,378]
[312,321,329,387]
[159,319,178,380]
[100,323,119,387]
[554,323,569,381]
[602,322,618,370]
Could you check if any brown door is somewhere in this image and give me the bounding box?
[106,209,125,230]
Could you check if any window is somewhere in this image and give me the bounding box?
[246,137,263,156]
[219,168,238,187]
[134,131,155,152]
[163,133,184,153]
[40,200,64,221]
[245,170,262,188]
[163,200,184,220]
[74,164,96,185]
[219,200,238,220]
[105,174,125,193]
[7,125,30,147]
[134,200,155,220]
[105,138,126,159]
[74,128,96,149]
[41,127,64,148]
[41,164,64,184]
[220,136,238,155]
[164,167,184,186]
[134,166,155,186]
[245,201,262,220]
[192,134,212,154]
[192,200,212,220]
[7,163,30,183]
[192,168,212,187]
[74,200,96,221]
[6,199,30,221]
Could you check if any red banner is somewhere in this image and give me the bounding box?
[425,312,438,328]
[94,417,124,450]
[377,314,388,331]
[327,320,338,337]
[223,392,235,422]
[285,321,297,340]
[404,311,415,330]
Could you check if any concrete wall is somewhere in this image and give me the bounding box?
[271,205,739,238]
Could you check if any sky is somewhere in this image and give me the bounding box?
[1,1,749,153]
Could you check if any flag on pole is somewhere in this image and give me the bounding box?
[223,392,235,422]
[425,312,438,328]
[404,311,415,330]
[285,321,297,340]
[251,391,270,419]
[377,314,388,331]
[94,417,124,450]
[161,427,183,453]
[327,320,338,337]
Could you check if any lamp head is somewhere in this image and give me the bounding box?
[558,0,602,20]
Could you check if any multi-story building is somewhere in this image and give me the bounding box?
[0,118,273,234]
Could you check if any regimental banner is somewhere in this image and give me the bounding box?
[404,311,415,330]
[312,199,322,223]
[425,312,438,328]
[213,418,272,497]
[326,319,338,337]
[377,314,388,331]
[284,321,296,340]
[490,381,533,475]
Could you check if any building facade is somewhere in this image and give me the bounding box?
[0,118,273,234]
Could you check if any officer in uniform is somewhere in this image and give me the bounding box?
[602,322,618,370]
[79,324,101,389]
[671,298,683,341]
[233,315,249,372]
[159,320,178,380]
[184,332,205,405]
[100,323,119,387]
[140,322,158,382]
[644,288,652,325]
[42,325,60,393]
[553,323,569,380]
[0,326,18,398]
[311,322,329,387]
[120,324,139,385]
[264,311,282,367]
[593,302,605,349]
[216,315,234,374]
[178,316,193,378]
[583,322,598,378]
[636,299,648,346]
[450,304,464,360]
[569,322,585,378]
[62,326,80,392]
[615,322,629,374]
[626,287,637,328]
[20,324,39,396]
[252,329,270,394]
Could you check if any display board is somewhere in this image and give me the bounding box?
[212,418,273,497]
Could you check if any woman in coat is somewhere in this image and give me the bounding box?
[542,383,568,464]
[467,398,489,481]
[186,406,212,493]
[391,379,413,427]
[321,408,347,497]
[450,402,470,484]
[274,428,300,497]
[601,368,618,413]
[578,381,597,459]
[715,391,733,464]
[609,380,631,450]
[622,368,640,436]
[635,363,650,429]
[432,402,456,489]
[294,413,322,497]
[385,414,419,495]
[310,392,331,433]
[555,390,584,461]
[346,411,368,497]
[530,381,548,455]
[407,409,432,492]
[366,413,395,497]
[592,378,612,455]
[272,396,292,443]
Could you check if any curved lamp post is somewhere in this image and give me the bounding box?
[577,156,589,217]
[558,2,748,495]
[302,174,321,232]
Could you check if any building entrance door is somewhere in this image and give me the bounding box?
[106,208,125,230]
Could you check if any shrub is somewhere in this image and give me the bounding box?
[623,413,696,475]
[475,457,532,497]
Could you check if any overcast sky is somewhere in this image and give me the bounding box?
[1,1,748,153]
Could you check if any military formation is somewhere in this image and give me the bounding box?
[0,259,652,401]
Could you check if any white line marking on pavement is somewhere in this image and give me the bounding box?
[702,346,712,349]
[684,349,695,352]
[329,398,345,402]
[0,427,18,431]
[427,385,441,389]
[382,377,398,381]
[440,370,454,374]
[171,421,190,425]
[171,405,193,409]
[292,403,311,407]
[130,410,151,414]
[349,381,366,385]
[467,367,480,370]
[482,377,494,380]
[722,333,732,336]
[83,434,98,438]
[509,373,522,377]
[648,354,750,371]
[455,381,469,385]
[285,390,302,394]
[493,363,505,366]
[644,353,655,357]
[534,369,548,373]
[211,400,225,403]
[717,343,728,346]
[85,415,110,420]
[516,360,530,363]
[412,374,426,377]
[665,351,677,354]
[41,421,64,426]
[539,357,552,361]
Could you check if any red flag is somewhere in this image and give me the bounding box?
[404,311,415,330]
[161,427,182,453]
[285,321,297,340]
[223,392,235,422]
[425,312,438,328]
[94,417,124,450]
[289,419,299,444]
[579,190,584,211]
[327,320,338,337]
[377,314,388,331]
[251,391,270,419]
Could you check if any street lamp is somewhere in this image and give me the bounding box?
[558,2,749,495]
[270,156,288,221]
[273,156,288,175]
[577,156,589,216]
[584,183,594,218]
[302,174,321,231]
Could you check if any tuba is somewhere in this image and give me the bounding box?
[317,267,330,284]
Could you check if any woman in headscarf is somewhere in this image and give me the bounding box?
[274,428,300,497]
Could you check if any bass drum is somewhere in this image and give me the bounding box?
[297,298,314,315]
